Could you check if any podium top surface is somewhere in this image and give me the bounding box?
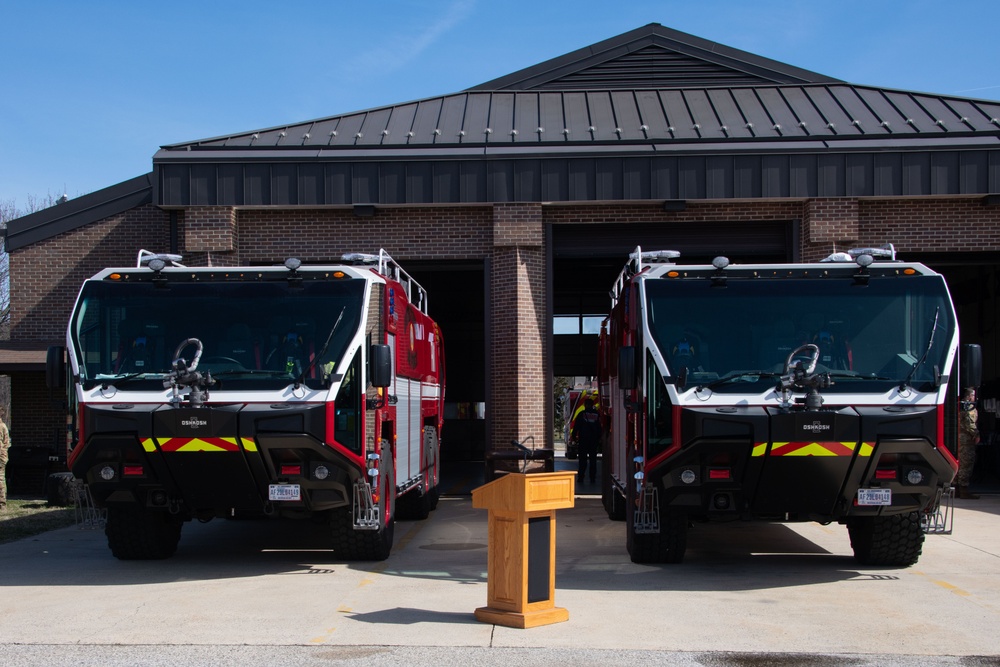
[471,471,576,513]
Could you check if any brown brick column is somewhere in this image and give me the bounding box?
[490,203,547,452]
[181,206,239,266]
[801,198,860,261]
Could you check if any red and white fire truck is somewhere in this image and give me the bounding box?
[47,249,445,561]
[598,246,980,565]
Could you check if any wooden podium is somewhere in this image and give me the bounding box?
[471,471,576,628]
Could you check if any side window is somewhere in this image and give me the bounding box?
[647,351,674,457]
[334,354,361,453]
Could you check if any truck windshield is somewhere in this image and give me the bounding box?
[72,278,365,391]
[645,274,954,394]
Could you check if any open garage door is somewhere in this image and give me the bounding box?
[550,220,797,377]
[403,262,486,462]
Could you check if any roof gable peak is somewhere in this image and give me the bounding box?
[468,22,841,91]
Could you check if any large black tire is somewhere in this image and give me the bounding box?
[625,481,687,564]
[331,457,396,561]
[105,505,182,560]
[848,511,924,567]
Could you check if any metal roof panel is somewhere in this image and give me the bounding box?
[410,98,443,144]
[538,92,566,141]
[634,89,669,136]
[610,90,644,140]
[513,93,539,143]
[563,92,592,138]
[357,107,393,145]
[706,89,753,138]
[586,92,618,141]
[659,90,697,139]
[827,86,887,135]
[437,95,469,143]
[681,89,719,139]
[755,87,805,137]
[382,103,419,145]
[779,87,834,136]
[462,94,491,142]
[730,88,777,138]
[803,87,859,135]
[853,88,917,134]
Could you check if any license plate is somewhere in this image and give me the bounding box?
[858,488,891,506]
[269,484,301,501]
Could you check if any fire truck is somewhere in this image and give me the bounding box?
[46,249,445,561]
[598,246,980,565]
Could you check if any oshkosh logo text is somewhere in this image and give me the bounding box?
[181,418,208,428]
[802,422,831,433]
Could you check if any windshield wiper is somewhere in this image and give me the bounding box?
[211,369,298,380]
[697,371,781,392]
[97,372,167,389]
[825,372,891,381]
[900,306,941,390]
[294,307,346,389]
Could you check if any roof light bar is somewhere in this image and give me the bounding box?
[341,252,379,264]
[848,244,896,260]
[629,249,681,263]
[137,249,185,268]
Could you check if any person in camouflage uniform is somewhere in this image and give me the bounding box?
[0,415,9,509]
[957,387,980,500]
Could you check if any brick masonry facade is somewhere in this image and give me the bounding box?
[6,196,1000,472]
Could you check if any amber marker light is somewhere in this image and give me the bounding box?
[667,270,680,278]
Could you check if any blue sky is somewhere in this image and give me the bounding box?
[2,0,999,207]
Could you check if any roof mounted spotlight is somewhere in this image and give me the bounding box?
[284,257,303,286]
[853,253,874,286]
[147,258,166,272]
[711,256,730,287]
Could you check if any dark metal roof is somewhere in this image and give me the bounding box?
[157,84,1000,153]
[4,173,153,252]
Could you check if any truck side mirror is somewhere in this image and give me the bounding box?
[618,346,636,390]
[46,346,65,390]
[369,344,392,388]
[961,343,982,389]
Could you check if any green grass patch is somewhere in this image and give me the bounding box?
[0,499,76,545]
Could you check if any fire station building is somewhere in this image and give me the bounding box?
[4,24,1000,492]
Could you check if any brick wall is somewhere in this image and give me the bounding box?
[858,199,1000,255]
[491,204,548,450]
[234,207,493,264]
[9,204,171,341]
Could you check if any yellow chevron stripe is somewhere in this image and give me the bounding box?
[752,442,768,457]
[140,436,257,452]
